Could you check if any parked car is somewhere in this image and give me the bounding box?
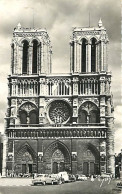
[32,174,61,186]
[58,171,69,183]
[100,173,111,179]
[32,174,48,186]
[68,174,76,182]
[77,174,87,181]
[45,174,61,185]
[23,173,31,178]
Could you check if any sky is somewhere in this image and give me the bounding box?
[0,0,121,153]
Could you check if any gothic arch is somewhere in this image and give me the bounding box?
[79,37,88,43]
[19,101,37,111]
[89,36,99,42]
[30,38,40,44]
[19,102,38,124]
[86,143,99,160]
[44,140,71,163]
[78,101,99,123]
[15,142,37,163]
[19,38,30,45]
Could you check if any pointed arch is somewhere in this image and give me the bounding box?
[44,140,71,163]
[16,142,37,163]
[78,101,99,124]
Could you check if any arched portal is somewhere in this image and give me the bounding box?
[44,141,71,174]
[82,143,100,176]
[15,143,37,175]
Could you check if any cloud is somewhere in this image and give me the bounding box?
[114,105,122,129]
[115,128,122,154]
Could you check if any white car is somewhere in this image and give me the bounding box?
[32,174,48,186]
[100,173,111,179]
[58,171,69,183]
[77,174,87,181]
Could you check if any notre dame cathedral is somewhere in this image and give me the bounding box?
[2,19,115,177]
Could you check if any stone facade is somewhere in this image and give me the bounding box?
[3,20,115,177]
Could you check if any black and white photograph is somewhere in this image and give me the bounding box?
[0,0,121,193]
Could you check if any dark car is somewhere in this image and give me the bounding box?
[69,174,76,182]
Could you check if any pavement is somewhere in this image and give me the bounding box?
[0,178,32,186]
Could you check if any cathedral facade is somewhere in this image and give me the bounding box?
[2,20,115,177]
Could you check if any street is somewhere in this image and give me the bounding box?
[0,178,119,194]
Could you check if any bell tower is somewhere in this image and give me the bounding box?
[70,19,114,175]
[11,23,52,75]
[70,19,108,74]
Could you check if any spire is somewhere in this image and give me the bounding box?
[98,18,103,28]
[17,23,21,30]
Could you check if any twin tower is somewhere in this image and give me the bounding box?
[2,20,114,177]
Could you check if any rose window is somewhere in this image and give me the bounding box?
[49,101,70,123]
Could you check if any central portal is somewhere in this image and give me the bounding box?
[52,149,64,173]
[44,141,71,174]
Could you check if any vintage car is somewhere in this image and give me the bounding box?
[46,174,61,184]
[100,173,111,179]
[68,174,76,182]
[32,174,60,186]
[77,174,87,181]
[32,174,48,185]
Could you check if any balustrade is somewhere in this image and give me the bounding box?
[10,75,111,97]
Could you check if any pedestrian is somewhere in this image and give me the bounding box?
[32,173,35,179]
[91,175,94,182]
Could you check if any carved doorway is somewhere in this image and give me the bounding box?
[52,149,64,173]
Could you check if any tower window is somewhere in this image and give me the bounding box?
[78,110,87,123]
[91,38,97,72]
[29,110,38,124]
[32,40,38,74]
[82,39,87,73]
[20,110,27,124]
[89,110,99,123]
[22,40,29,74]
[11,44,14,74]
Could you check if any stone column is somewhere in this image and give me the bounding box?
[96,43,98,72]
[106,97,115,176]
[74,41,77,72]
[86,44,88,72]
[19,46,23,74]
[29,44,33,74]
[2,120,8,177]
[38,43,41,74]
